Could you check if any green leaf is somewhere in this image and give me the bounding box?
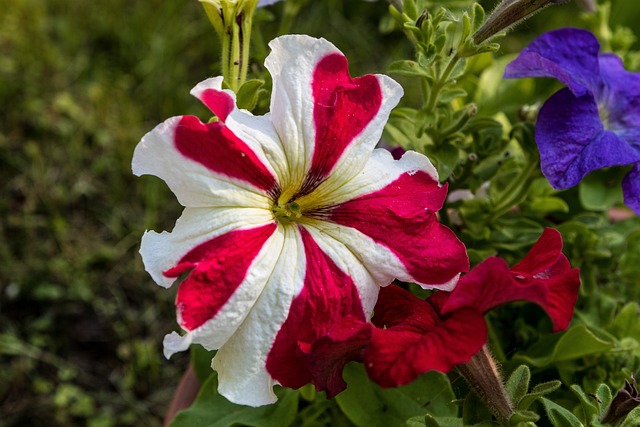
[505,365,530,408]
[595,383,613,419]
[513,325,615,368]
[439,88,468,103]
[191,345,217,384]
[619,233,640,291]
[236,79,265,111]
[424,143,460,180]
[407,415,428,427]
[578,168,625,211]
[509,410,539,425]
[472,3,485,32]
[388,60,431,78]
[517,381,562,411]
[335,363,457,427]
[403,0,419,20]
[620,407,640,427]
[462,390,492,426]
[169,373,298,427]
[414,415,466,427]
[570,384,599,424]
[539,398,585,427]
[608,302,640,341]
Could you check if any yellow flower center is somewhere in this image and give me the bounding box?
[271,186,327,225]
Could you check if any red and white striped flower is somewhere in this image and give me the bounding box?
[133,35,468,406]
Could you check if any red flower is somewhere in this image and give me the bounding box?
[303,228,580,395]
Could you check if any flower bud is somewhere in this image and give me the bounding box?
[473,0,570,44]
[602,376,640,426]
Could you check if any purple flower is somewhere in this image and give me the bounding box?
[505,28,640,214]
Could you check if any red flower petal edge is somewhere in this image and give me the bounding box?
[302,228,580,395]
[365,286,486,388]
[441,228,581,332]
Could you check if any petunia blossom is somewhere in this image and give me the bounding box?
[303,228,580,393]
[133,35,468,406]
[504,28,640,214]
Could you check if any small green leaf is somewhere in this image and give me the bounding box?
[578,168,625,211]
[422,415,465,427]
[388,60,431,78]
[403,0,418,20]
[595,383,613,419]
[620,407,640,427]
[513,325,614,368]
[169,373,298,427]
[407,415,428,427]
[509,410,539,425]
[236,79,265,111]
[540,398,585,427]
[570,384,599,424]
[505,365,531,407]
[424,143,460,180]
[439,88,468,103]
[517,381,562,411]
[472,3,485,32]
[191,344,216,384]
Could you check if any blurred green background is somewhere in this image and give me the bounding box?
[1,0,638,426]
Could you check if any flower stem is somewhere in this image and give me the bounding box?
[201,0,257,93]
[457,345,514,426]
[425,53,461,112]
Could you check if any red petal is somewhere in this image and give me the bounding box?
[442,229,580,332]
[511,228,564,277]
[174,116,278,194]
[366,286,486,387]
[367,317,486,387]
[329,172,469,286]
[300,316,372,398]
[301,53,382,192]
[168,223,277,330]
[266,227,366,390]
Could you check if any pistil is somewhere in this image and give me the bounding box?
[272,200,303,223]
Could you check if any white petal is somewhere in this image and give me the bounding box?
[213,225,306,406]
[301,221,401,317]
[301,149,439,209]
[140,207,273,288]
[265,35,403,192]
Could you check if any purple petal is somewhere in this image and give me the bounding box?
[536,88,640,189]
[504,28,602,97]
[258,0,282,6]
[598,54,640,133]
[622,164,640,215]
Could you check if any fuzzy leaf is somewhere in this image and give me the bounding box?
[387,60,431,78]
[540,398,585,427]
[505,365,531,407]
[517,381,562,411]
[439,88,468,103]
[570,384,599,424]
[620,407,640,427]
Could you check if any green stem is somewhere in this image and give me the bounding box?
[224,12,251,92]
[425,53,461,112]
[490,158,538,220]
